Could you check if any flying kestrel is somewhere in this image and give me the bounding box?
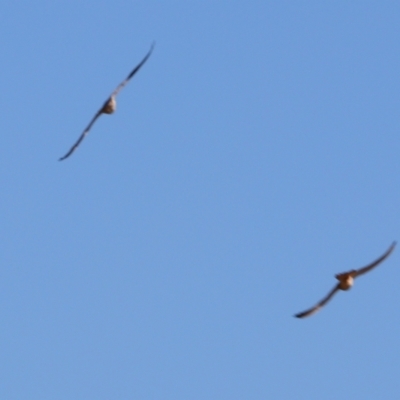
[294,242,396,318]
[59,43,154,161]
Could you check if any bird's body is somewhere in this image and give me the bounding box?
[335,272,355,290]
[101,96,117,114]
[59,43,154,161]
[294,242,396,318]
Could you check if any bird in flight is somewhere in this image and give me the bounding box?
[294,242,396,318]
[59,43,155,161]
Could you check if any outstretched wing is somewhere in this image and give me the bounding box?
[59,43,154,161]
[59,109,103,161]
[354,241,396,278]
[294,284,340,318]
[111,42,155,98]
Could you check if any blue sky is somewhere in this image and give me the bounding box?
[1,1,400,399]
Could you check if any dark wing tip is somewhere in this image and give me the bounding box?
[355,241,397,277]
[140,41,155,65]
[385,241,397,257]
[384,240,397,259]
[380,241,396,256]
[293,308,318,319]
[58,152,71,161]
[58,143,79,161]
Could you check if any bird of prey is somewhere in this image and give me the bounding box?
[294,242,396,318]
[59,43,154,161]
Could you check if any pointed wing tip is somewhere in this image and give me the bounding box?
[147,42,156,58]
[384,241,397,258]
[294,310,317,319]
[144,42,155,58]
[380,240,397,259]
[58,153,70,161]
[294,310,313,318]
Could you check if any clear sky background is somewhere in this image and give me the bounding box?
[1,1,400,399]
